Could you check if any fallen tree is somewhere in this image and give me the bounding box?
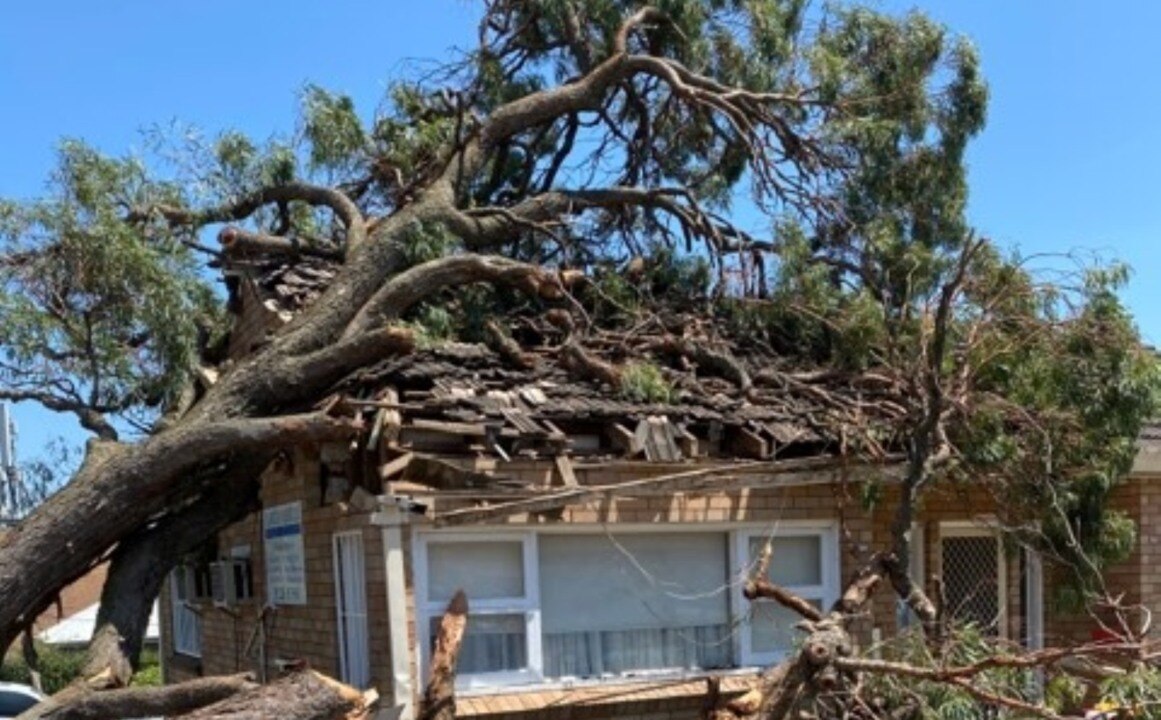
[1,0,1157,718]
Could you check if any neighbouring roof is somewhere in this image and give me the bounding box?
[37,602,159,647]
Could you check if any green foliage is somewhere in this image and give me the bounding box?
[620,362,673,403]
[399,220,458,267]
[0,141,223,431]
[1044,673,1087,715]
[1099,665,1161,718]
[301,85,368,173]
[864,625,1039,720]
[0,646,161,694]
[1,645,83,694]
[130,648,162,687]
[403,304,456,349]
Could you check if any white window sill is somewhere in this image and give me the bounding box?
[456,664,766,697]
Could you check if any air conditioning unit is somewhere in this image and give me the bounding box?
[210,559,253,608]
[182,564,214,604]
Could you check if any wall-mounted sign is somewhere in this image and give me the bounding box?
[263,502,306,605]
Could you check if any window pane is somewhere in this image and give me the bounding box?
[427,541,524,602]
[942,535,1001,635]
[430,614,527,674]
[748,535,822,586]
[539,533,731,677]
[750,598,821,654]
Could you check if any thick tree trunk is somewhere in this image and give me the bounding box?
[82,472,263,686]
[0,414,353,652]
[16,673,257,720]
[174,670,374,720]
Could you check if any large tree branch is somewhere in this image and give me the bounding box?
[176,670,373,720]
[449,186,758,253]
[218,226,343,261]
[342,255,567,340]
[81,470,264,688]
[418,591,468,720]
[0,412,355,653]
[0,389,119,441]
[131,182,366,252]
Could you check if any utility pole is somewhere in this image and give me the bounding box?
[0,402,20,525]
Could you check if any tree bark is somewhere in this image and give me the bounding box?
[16,673,257,720]
[175,670,372,720]
[419,590,468,720]
[82,471,263,686]
[0,413,353,652]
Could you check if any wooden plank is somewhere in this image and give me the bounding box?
[379,452,414,480]
[434,457,902,526]
[708,420,724,455]
[367,408,388,450]
[410,418,517,438]
[733,426,769,459]
[676,424,700,458]
[606,423,641,456]
[553,454,579,488]
[406,455,504,491]
[633,419,653,458]
[650,417,682,462]
[380,388,402,446]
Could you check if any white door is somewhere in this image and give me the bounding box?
[334,531,371,688]
[940,523,1007,637]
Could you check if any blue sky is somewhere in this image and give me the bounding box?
[2,1,1159,462]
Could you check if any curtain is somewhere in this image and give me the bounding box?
[544,624,732,678]
[539,533,732,679]
[433,613,528,675]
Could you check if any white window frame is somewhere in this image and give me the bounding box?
[414,532,541,689]
[414,522,838,691]
[939,520,1008,638]
[733,523,840,667]
[170,568,202,658]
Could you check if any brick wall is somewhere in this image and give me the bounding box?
[162,453,1158,720]
[419,474,1029,720]
[1040,477,1159,646]
[162,445,392,699]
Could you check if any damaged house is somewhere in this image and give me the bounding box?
[158,248,1161,720]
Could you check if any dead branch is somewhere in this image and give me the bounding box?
[560,339,623,387]
[218,226,343,261]
[649,336,753,394]
[744,579,824,623]
[419,590,469,720]
[483,320,538,369]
